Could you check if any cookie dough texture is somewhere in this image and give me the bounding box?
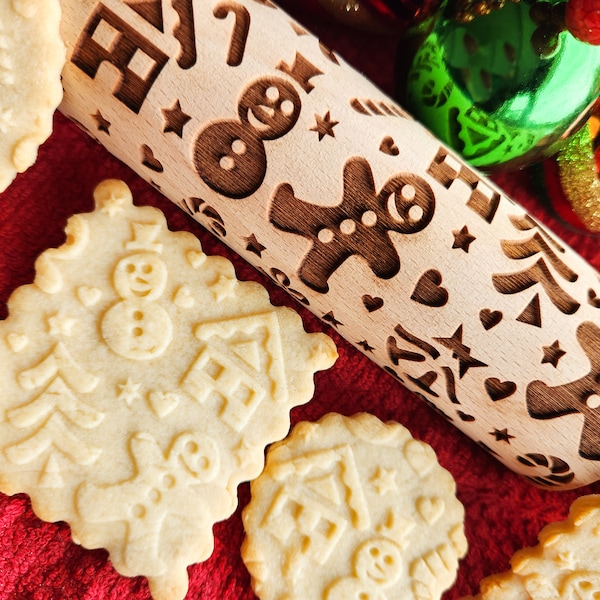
[0,0,65,192]
[0,180,337,600]
[242,412,468,600]
[463,494,600,600]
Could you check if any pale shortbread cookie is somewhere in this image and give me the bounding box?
[463,495,600,600]
[242,412,467,600]
[0,0,65,192]
[0,180,337,600]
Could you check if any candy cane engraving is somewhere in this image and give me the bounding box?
[269,157,436,293]
[428,148,500,223]
[214,1,251,67]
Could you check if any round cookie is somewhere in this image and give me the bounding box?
[242,412,468,600]
[0,0,65,192]
[463,494,600,600]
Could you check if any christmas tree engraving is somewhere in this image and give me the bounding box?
[6,342,104,487]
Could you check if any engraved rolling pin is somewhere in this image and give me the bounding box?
[59,0,600,488]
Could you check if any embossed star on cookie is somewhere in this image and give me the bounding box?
[242,412,467,600]
[0,180,337,600]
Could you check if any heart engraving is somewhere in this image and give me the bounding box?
[479,308,503,330]
[485,378,517,401]
[187,250,206,269]
[174,285,194,308]
[379,136,399,156]
[404,439,436,475]
[411,269,448,307]
[362,294,384,312]
[77,285,102,307]
[148,391,180,417]
[141,144,164,172]
[6,332,28,353]
[589,288,600,309]
[417,496,445,525]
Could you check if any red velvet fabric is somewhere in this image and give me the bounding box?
[1,2,599,598]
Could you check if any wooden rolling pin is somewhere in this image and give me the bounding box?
[58,0,600,488]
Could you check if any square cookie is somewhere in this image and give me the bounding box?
[0,180,337,600]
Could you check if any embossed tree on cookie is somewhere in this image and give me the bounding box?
[5,341,103,489]
[0,180,336,600]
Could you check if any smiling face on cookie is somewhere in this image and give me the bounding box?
[113,253,167,301]
[0,180,338,600]
[355,538,402,588]
[242,413,466,600]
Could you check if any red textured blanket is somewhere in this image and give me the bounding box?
[1,1,599,599]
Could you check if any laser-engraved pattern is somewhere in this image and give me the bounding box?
[527,322,600,460]
[270,157,436,293]
[58,0,600,490]
[71,4,168,114]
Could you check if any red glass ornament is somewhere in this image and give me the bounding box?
[566,0,600,45]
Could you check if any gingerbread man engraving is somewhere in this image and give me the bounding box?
[527,321,600,460]
[269,157,436,293]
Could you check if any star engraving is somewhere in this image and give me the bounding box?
[452,225,476,252]
[541,340,566,368]
[92,110,111,134]
[233,438,255,469]
[357,340,374,353]
[322,311,343,328]
[118,378,142,406]
[161,99,191,138]
[210,274,236,301]
[310,111,338,141]
[370,466,398,495]
[243,234,266,258]
[47,313,76,337]
[433,325,488,378]
[490,428,515,443]
[99,189,128,217]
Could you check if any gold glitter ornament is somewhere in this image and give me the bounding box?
[451,0,521,21]
[557,116,600,232]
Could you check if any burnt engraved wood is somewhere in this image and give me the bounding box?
[59,0,600,488]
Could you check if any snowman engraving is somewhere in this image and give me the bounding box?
[101,225,173,360]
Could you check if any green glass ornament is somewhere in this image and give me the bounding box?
[401,0,600,171]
